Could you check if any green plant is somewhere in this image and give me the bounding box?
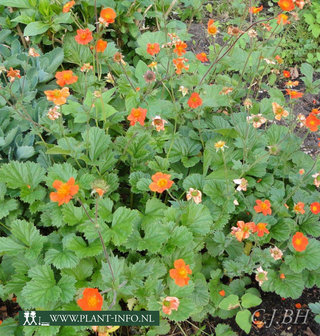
[1,1,320,336]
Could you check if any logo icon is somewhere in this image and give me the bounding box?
[23,311,37,326]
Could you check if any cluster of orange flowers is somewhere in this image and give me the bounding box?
[231,221,269,241]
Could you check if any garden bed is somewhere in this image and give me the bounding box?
[1,0,320,336]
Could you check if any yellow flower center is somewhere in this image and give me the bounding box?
[88,295,97,307]
[178,268,187,277]
[157,179,167,187]
[295,238,301,245]
[58,183,70,196]
[132,109,141,118]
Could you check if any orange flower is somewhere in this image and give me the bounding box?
[196,52,208,62]
[127,107,147,126]
[149,172,174,193]
[99,7,116,26]
[286,89,303,99]
[254,200,272,216]
[253,222,269,237]
[277,13,290,25]
[292,232,309,252]
[7,67,21,82]
[207,19,217,35]
[173,41,187,56]
[305,114,320,132]
[283,70,291,78]
[188,92,202,109]
[162,297,180,315]
[219,290,225,297]
[231,221,256,241]
[285,80,299,87]
[80,63,93,72]
[261,22,272,31]
[152,116,167,132]
[293,202,305,214]
[280,273,286,279]
[28,48,40,57]
[250,5,263,13]
[77,288,103,311]
[311,108,320,115]
[75,28,93,45]
[50,177,79,206]
[169,259,192,287]
[63,0,75,13]
[147,43,160,56]
[172,57,189,74]
[295,0,306,9]
[55,70,78,87]
[275,55,283,64]
[44,87,70,105]
[113,52,125,64]
[278,0,295,11]
[310,202,320,214]
[295,303,302,309]
[272,102,289,120]
[96,39,108,53]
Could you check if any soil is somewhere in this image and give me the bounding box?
[207,286,320,336]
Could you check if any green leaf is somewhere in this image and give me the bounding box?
[62,259,93,281]
[0,220,45,259]
[0,161,45,189]
[203,85,230,108]
[192,274,210,307]
[0,0,32,8]
[47,163,78,186]
[139,220,168,253]
[84,127,111,162]
[241,293,262,308]
[101,256,126,287]
[219,295,240,310]
[269,218,292,241]
[63,34,91,65]
[262,269,304,299]
[142,198,167,226]
[236,309,252,334]
[63,235,102,258]
[111,207,139,246]
[58,275,76,303]
[300,63,314,82]
[61,203,86,226]
[24,21,50,36]
[22,265,62,308]
[215,323,237,336]
[147,319,171,336]
[168,297,196,322]
[0,199,18,219]
[38,47,64,81]
[16,146,35,159]
[309,302,320,314]
[45,249,80,269]
[286,239,320,273]
[180,203,213,236]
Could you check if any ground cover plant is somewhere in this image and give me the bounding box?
[0,0,320,335]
